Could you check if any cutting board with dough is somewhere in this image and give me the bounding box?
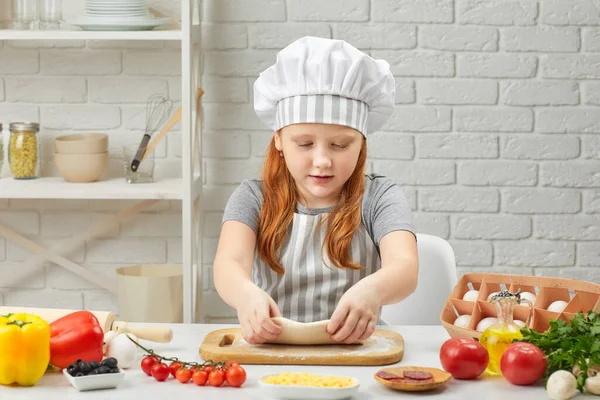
[199,328,404,366]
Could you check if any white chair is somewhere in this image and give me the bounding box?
[380,233,458,326]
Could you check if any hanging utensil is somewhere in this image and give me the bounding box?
[130,93,173,172]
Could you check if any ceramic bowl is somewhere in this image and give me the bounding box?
[63,367,126,391]
[259,374,360,400]
[55,133,109,154]
[54,152,108,183]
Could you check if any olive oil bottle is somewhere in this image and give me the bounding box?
[479,290,534,376]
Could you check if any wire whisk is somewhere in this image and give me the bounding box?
[130,93,174,172]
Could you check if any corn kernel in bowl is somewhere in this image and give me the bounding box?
[261,372,358,388]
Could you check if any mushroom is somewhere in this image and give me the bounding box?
[546,370,579,400]
[584,365,600,395]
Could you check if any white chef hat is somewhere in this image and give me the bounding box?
[253,36,396,137]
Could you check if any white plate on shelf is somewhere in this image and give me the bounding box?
[259,374,360,400]
[69,16,169,31]
[63,367,126,392]
[81,13,155,21]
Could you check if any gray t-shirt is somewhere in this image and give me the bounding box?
[222,173,415,253]
[221,173,415,322]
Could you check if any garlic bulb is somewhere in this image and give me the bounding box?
[104,331,139,369]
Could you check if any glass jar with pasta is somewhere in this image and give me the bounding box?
[9,122,40,179]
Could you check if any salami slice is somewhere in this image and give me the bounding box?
[403,370,434,381]
[376,371,402,380]
[387,377,406,382]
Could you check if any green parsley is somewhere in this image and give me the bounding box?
[516,311,600,392]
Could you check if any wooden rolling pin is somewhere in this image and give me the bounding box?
[0,307,173,343]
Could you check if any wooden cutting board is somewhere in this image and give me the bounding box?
[199,328,404,366]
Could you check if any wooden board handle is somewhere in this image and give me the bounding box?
[112,321,173,343]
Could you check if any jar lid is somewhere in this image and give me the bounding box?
[9,122,40,131]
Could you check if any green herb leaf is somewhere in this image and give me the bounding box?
[517,310,600,392]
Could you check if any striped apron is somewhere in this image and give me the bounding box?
[252,211,381,323]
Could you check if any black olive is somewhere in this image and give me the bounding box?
[97,366,111,374]
[109,367,120,374]
[78,361,92,374]
[90,360,101,369]
[88,369,100,375]
[66,364,79,376]
[101,357,118,368]
[74,372,85,377]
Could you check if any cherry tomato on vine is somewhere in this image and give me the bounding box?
[223,360,239,370]
[176,368,192,383]
[192,370,208,386]
[151,363,170,382]
[201,365,214,374]
[208,369,225,387]
[141,356,159,376]
[169,361,184,377]
[225,365,246,387]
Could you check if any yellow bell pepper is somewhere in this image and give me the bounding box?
[0,313,50,386]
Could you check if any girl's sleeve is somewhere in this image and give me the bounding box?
[222,180,263,234]
[369,178,416,247]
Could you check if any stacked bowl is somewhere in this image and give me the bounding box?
[54,134,109,183]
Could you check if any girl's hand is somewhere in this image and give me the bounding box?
[236,283,282,345]
[326,282,380,344]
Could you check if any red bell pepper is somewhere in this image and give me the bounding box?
[49,311,104,369]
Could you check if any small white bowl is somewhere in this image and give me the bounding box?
[63,367,126,391]
[259,374,360,400]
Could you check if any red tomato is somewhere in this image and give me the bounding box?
[151,363,170,382]
[439,338,489,379]
[175,368,192,383]
[169,361,184,377]
[201,365,214,374]
[500,342,547,385]
[225,365,246,387]
[141,356,159,376]
[192,370,208,386]
[208,369,225,387]
[224,360,239,370]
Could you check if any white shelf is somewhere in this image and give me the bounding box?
[0,28,182,41]
[0,177,182,199]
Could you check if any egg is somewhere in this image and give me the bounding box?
[519,291,537,305]
[514,320,526,328]
[462,290,479,302]
[547,300,568,313]
[453,315,471,329]
[487,291,500,301]
[476,317,498,332]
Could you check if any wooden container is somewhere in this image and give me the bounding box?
[440,273,600,341]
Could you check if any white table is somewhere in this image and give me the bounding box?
[1,324,585,399]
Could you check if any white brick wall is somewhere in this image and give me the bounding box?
[1,0,600,323]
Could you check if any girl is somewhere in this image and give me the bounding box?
[213,36,418,345]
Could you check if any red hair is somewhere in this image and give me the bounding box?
[257,135,367,274]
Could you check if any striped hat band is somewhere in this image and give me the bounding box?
[274,94,369,137]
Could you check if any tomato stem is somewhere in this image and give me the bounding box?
[124,332,215,368]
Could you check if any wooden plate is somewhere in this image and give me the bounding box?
[374,366,451,392]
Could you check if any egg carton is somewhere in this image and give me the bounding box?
[440,273,600,341]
